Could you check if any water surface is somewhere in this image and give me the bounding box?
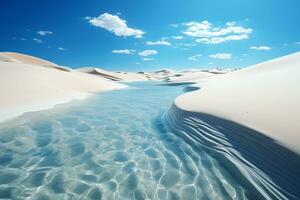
[0,82,253,199]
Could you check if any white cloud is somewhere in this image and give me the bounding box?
[188,54,202,61]
[87,13,144,38]
[143,58,154,61]
[196,34,248,44]
[112,49,136,54]
[146,38,171,46]
[295,42,300,45]
[37,31,53,36]
[33,38,42,43]
[136,62,140,65]
[20,38,26,41]
[183,20,252,44]
[138,50,158,57]
[210,53,232,59]
[172,36,183,40]
[58,47,67,51]
[250,46,272,51]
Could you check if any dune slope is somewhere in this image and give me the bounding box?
[0,52,58,67]
[175,52,300,154]
[0,60,127,122]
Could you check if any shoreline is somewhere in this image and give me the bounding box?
[0,92,89,123]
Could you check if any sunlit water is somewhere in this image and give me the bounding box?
[0,82,254,200]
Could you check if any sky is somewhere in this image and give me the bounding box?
[0,0,300,71]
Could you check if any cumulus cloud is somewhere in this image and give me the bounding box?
[146,38,171,46]
[183,20,252,44]
[188,54,202,61]
[33,38,42,43]
[196,34,249,44]
[112,49,136,54]
[87,13,144,38]
[172,36,183,40]
[250,46,272,51]
[138,50,158,57]
[210,53,232,59]
[37,31,53,36]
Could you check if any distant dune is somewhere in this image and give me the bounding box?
[77,67,153,82]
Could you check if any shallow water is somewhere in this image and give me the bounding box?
[0,82,254,200]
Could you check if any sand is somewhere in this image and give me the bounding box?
[165,70,216,84]
[0,55,127,122]
[77,67,155,82]
[0,52,58,67]
[174,52,300,154]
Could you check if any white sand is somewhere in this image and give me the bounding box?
[0,55,127,122]
[0,52,58,67]
[175,52,300,154]
[166,71,216,84]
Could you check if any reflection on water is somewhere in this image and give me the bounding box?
[0,82,251,199]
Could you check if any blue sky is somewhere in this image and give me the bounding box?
[0,0,300,71]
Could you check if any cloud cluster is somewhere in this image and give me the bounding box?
[188,54,202,61]
[250,46,271,51]
[146,38,171,46]
[138,50,158,57]
[183,21,252,44]
[112,49,136,54]
[209,53,232,59]
[37,31,53,36]
[87,13,144,38]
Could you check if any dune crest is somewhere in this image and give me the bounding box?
[0,52,58,67]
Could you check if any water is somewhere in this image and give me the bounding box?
[0,82,252,199]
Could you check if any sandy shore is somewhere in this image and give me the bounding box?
[174,52,300,154]
[0,53,127,122]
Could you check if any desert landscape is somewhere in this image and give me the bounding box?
[1,1,300,200]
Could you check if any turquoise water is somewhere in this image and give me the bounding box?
[0,82,252,200]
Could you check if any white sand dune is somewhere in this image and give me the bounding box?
[166,52,300,199]
[0,52,58,67]
[77,67,154,82]
[0,56,127,122]
[165,71,216,84]
[174,52,300,154]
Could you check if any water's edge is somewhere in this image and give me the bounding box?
[164,104,300,200]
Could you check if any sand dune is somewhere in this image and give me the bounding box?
[0,52,58,67]
[77,67,154,82]
[165,71,216,84]
[174,52,300,154]
[0,59,127,122]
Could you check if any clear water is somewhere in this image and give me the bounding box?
[0,82,251,200]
